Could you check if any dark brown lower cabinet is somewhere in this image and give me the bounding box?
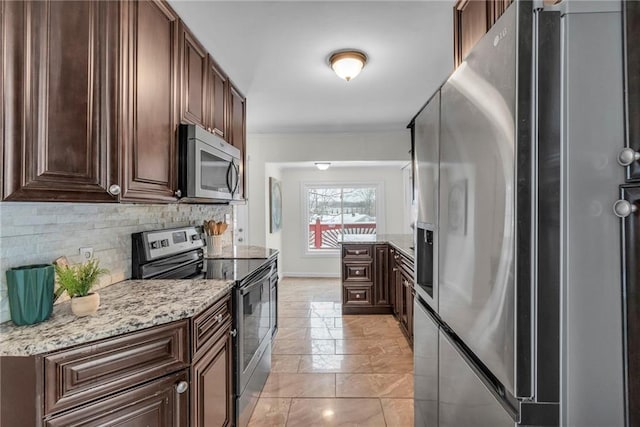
[342,242,415,346]
[342,244,393,314]
[0,294,234,427]
[191,321,233,427]
[45,370,189,427]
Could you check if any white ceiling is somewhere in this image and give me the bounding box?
[169,1,455,134]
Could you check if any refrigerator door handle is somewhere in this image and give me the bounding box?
[613,199,638,218]
[617,147,640,166]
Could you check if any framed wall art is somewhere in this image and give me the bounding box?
[270,177,282,233]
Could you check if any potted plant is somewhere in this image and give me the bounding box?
[54,259,108,317]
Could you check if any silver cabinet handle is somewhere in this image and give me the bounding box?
[355,294,361,299]
[175,381,189,394]
[618,148,640,166]
[216,314,223,323]
[355,270,361,275]
[175,189,182,198]
[393,268,399,272]
[108,184,121,196]
[613,200,638,218]
[230,329,237,337]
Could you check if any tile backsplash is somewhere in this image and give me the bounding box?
[0,202,232,323]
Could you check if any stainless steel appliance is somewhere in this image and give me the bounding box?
[207,258,277,427]
[412,1,628,425]
[412,2,561,425]
[178,124,242,203]
[413,90,440,310]
[131,225,205,279]
[132,227,277,427]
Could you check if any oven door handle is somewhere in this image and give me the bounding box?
[240,270,271,295]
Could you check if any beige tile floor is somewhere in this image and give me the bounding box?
[248,277,414,427]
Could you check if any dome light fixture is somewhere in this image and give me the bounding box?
[329,50,367,82]
[315,162,331,171]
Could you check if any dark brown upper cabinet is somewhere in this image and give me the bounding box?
[206,57,229,140]
[2,0,246,204]
[179,22,208,127]
[453,0,513,68]
[2,1,119,202]
[229,84,246,200]
[120,0,180,202]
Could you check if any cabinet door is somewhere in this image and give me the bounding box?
[625,2,640,182]
[179,22,207,127]
[622,186,640,425]
[207,57,229,140]
[374,245,390,305]
[453,0,513,68]
[121,0,179,202]
[3,1,118,202]
[229,84,246,200]
[191,324,233,427]
[45,370,189,427]
[453,0,488,67]
[395,268,404,320]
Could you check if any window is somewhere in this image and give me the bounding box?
[304,183,382,253]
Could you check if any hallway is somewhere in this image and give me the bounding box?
[248,277,414,426]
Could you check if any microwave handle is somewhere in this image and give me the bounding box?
[231,162,240,195]
[226,162,233,194]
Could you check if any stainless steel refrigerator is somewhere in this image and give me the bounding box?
[412,1,626,425]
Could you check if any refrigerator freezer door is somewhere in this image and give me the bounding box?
[414,91,440,227]
[414,298,439,426]
[439,332,515,427]
[438,3,517,395]
[621,186,640,425]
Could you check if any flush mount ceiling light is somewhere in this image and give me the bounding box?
[315,162,331,171]
[329,50,367,82]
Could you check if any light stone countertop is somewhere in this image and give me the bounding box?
[205,244,279,260]
[0,278,234,357]
[340,234,414,260]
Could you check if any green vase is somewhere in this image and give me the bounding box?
[6,264,55,326]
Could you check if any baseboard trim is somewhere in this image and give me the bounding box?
[282,272,340,278]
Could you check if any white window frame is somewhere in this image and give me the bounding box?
[301,181,385,257]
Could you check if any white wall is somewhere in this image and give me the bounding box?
[246,130,411,249]
[279,166,406,277]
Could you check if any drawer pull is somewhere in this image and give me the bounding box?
[355,270,361,275]
[355,250,360,255]
[230,329,237,337]
[356,294,361,299]
[216,314,223,323]
[175,381,189,394]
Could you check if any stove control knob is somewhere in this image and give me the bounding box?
[150,241,159,249]
[191,234,200,241]
[161,239,169,247]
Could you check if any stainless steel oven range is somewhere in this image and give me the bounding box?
[206,257,278,427]
[132,226,278,427]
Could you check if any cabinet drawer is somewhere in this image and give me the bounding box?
[342,245,372,259]
[344,285,373,305]
[343,262,372,282]
[192,294,231,360]
[44,320,189,415]
[45,370,189,427]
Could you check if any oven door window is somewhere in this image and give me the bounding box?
[242,280,271,371]
[200,149,232,194]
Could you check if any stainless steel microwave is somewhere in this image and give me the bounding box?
[178,124,242,203]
